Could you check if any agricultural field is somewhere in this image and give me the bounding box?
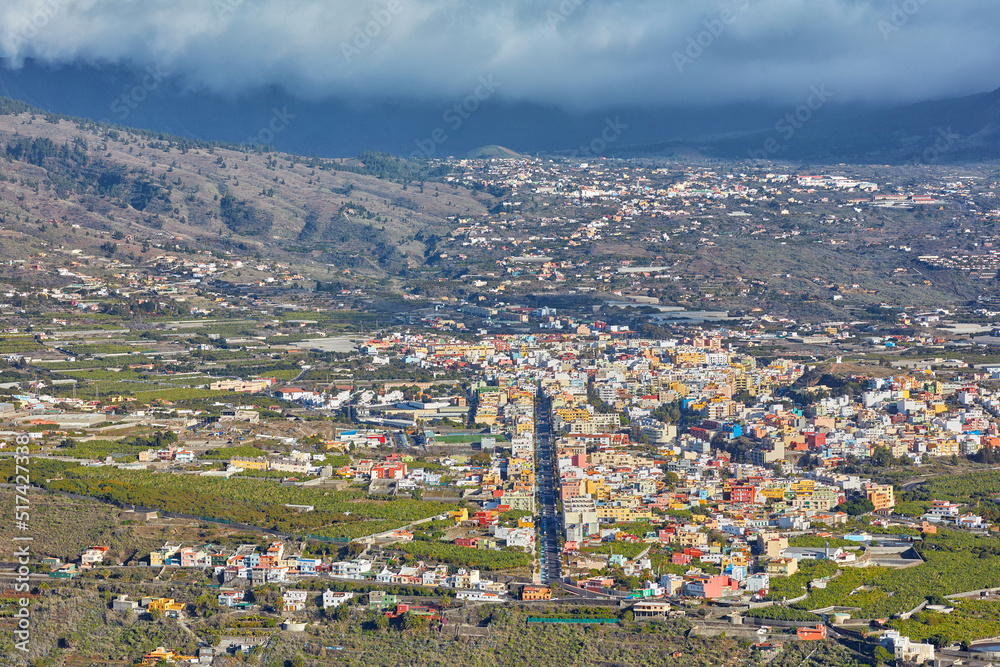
[0,335,46,354]
[917,470,1000,504]
[52,438,159,462]
[199,444,265,460]
[889,599,1000,647]
[787,531,1000,617]
[395,540,531,571]
[766,561,841,602]
[16,463,461,540]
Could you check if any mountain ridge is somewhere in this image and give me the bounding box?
[614,86,1000,163]
[0,105,493,284]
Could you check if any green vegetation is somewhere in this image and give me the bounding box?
[0,336,46,354]
[54,439,149,462]
[200,445,264,460]
[131,388,245,402]
[742,607,822,622]
[766,560,839,602]
[54,431,178,461]
[530,607,622,620]
[836,497,875,515]
[894,501,932,517]
[254,603,866,667]
[219,193,273,236]
[61,343,152,356]
[396,541,531,571]
[890,600,1000,647]
[1,462,457,538]
[791,531,1000,617]
[919,469,1000,503]
[34,359,111,370]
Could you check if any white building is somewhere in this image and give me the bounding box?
[218,590,246,607]
[322,590,354,609]
[331,559,372,579]
[456,590,504,602]
[879,630,935,664]
[744,573,770,595]
[926,500,960,519]
[956,513,985,529]
[282,590,309,612]
[296,558,322,575]
[492,526,534,549]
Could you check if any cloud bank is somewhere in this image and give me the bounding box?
[1,0,997,110]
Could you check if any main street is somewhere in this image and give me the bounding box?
[536,392,562,584]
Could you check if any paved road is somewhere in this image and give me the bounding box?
[901,476,934,491]
[536,393,562,584]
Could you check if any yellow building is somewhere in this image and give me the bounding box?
[140,647,196,666]
[447,508,469,524]
[521,585,552,601]
[585,478,609,497]
[672,351,707,366]
[597,505,652,523]
[673,530,709,548]
[230,456,268,470]
[790,480,816,498]
[473,406,498,426]
[515,420,535,436]
[765,558,798,577]
[556,408,590,422]
[146,598,185,617]
[761,484,791,502]
[927,440,959,457]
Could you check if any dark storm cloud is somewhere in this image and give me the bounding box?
[0,0,997,109]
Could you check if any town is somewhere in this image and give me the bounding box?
[0,121,999,666]
[8,309,1000,665]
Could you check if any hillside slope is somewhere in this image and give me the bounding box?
[0,103,493,280]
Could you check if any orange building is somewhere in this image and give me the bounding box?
[521,585,552,601]
[797,625,827,641]
[864,483,895,512]
[139,647,196,665]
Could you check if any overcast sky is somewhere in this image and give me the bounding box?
[1,0,997,110]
